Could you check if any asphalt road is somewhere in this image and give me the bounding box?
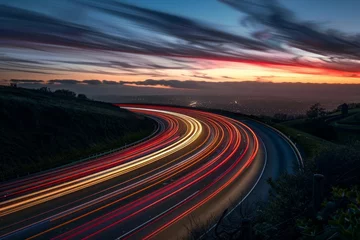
[0,105,299,240]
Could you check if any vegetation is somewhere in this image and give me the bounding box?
[0,86,155,181]
[281,103,360,145]
[54,89,77,97]
[250,103,360,240]
[306,103,326,119]
[297,187,360,240]
[273,124,333,158]
[252,145,360,240]
[254,165,315,239]
[188,103,360,240]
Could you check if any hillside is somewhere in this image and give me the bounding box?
[248,109,360,240]
[0,86,155,181]
[282,108,360,144]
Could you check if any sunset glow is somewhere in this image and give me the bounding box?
[2,0,360,85]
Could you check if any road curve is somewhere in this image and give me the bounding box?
[0,105,298,240]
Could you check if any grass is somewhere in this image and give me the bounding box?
[0,86,155,181]
[337,112,360,126]
[281,118,306,127]
[273,123,334,158]
[327,107,360,117]
[278,108,360,146]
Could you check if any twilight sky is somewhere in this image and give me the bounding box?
[2,0,360,84]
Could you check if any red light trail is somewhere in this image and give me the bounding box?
[0,105,262,240]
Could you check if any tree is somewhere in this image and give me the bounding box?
[306,103,326,119]
[341,103,349,117]
[38,87,51,93]
[77,94,88,100]
[54,89,76,97]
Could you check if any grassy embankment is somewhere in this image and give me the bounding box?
[281,108,360,147]
[252,109,360,239]
[0,86,155,181]
[188,107,360,240]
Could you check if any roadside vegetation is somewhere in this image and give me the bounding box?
[187,103,360,240]
[247,103,360,240]
[0,86,155,181]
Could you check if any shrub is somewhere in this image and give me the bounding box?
[54,89,76,97]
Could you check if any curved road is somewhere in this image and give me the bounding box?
[0,105,298,240]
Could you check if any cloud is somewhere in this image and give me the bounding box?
[121,79,205,89]
[221,0,360,61]
[84,1,270,50]
[48,79,81,85]
[10,79,44,83]
[0,1,275,72]
[123,83,174,89]
[1,0,360,79]
[255,75,275,82]
[52,59,196,71]
[222,76,235,79]
[0,67,55,75]
[11,79,119,85]
[102,80,121,85]
[191,74,214,80]
[82,80,102,85]
[6,79,360,101]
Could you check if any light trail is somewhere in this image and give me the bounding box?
[0,105,263,240]
[1,109,202,215]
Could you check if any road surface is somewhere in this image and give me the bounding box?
[0,105,299,239]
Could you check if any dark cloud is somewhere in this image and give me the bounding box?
[48,79,81,85]
[83,1,270,50]
[255,75,275,82]
[6,79,360,102]
[0,56,46,65]
[102,80,121,85]
[222,76,235,79]
[0,1,277,72]
[0,56,124,76]
[0,67,54,75]
[10,79,123,85]
[10,79,44,83]
[1,0,360,77]
[52,59,195,71]
[221,0,360,60]
[189,73,214,80]
[82,80,102,85]
[123,79,204,89]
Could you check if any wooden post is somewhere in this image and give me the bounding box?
[241,219,252,240]
[313,174,325,213]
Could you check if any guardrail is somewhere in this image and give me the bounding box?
[261,121,304,169]
[199,117,304,239]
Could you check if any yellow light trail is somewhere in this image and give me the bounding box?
[0,108,203,216]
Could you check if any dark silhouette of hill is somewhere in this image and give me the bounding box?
[0,86,155,181]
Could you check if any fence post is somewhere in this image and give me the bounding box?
[241,219,252,240]
[313,174,325,213]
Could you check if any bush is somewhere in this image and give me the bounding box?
[77,93,88,100]
[297,186,360,240]
[54,89,76,97]
[315,146,360,187]
[253,145,360,240]
[38,87,51,93]
[254,163,315,239]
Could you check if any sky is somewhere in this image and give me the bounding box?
[1,0,360,84]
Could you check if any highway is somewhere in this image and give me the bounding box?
[0,105,299,240]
